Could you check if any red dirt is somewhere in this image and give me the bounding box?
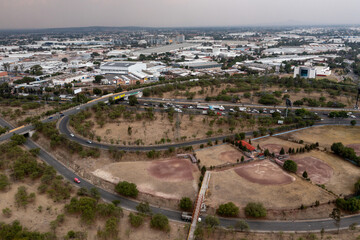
[148,158,195,182]
[219,150,247,163]
[233,160,295,185]
[347,144,360,156]
[261,144,285,154]
[292,156,333,185]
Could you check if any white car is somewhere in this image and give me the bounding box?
[76,107,80,110]
[350,115,357,119]
[188,106,194,109]
[70,133,75,137]
[229,108,235,112]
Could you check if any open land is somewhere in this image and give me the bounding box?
[92,157,200,200]
[84,112,256,145]
[207,160,334,214]
[279,125,360,149]
[195,144,248,167]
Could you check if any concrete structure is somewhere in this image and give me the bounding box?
[293,66,331,78]
[100,61,146,75]
[293,66,316,79]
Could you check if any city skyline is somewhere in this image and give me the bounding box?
[0,0,360,29]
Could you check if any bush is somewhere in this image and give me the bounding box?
[351,120,357,126]
[179,197,193,211]
[2,207,12,218]
[244,202,267,218]
[0,174,10,191]
[115,181,138,198]
[205,215,219,228]
[10,134,26,145]
[216,202,239,217]
[234,220,250,231]
[302,171,308,179]
[283,160,297,173]
[129,213,144,228]
[136,202,151,215]
[150,214,170,231]
[15,186,35,208]
[336,198,360,213]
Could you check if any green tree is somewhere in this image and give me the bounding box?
[93,88,102,95]
[94,75,104,84]
[303,171,308,179]
[0,174,10,191]
[283,160,297,173]
[179,197,192,211]
[217,202,239,217]
[351,120,357,126]
[234,220,249,231]
[61,58,68,63]
[128,95,138,106]
[279,147,285,155]
[244,202,267,218]
[136,202,151,215]
[97,217,119,240]
[115,181,138,198]
[10,134,26,145]
[89,187,100,201]
[329,208,341,234]
[150,214,170,231]
[129,213,144,228]
[205,215,219,228]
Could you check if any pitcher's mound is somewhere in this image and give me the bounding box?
[234,160,295,185]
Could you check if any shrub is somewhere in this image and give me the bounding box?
[0,174,10,191]
[136,202,151,215]
[244,202,267,218]
[115,181,138,198]
[234,220,250,231]
[217,202,239,217]
[179,197,193,211]
[336,198,360,213]
[2,207,12,218]
[205,215,219,228]
[129,213,144,228]
[150,214,170,231]
[302,171,308,179]
[283,160,297,173]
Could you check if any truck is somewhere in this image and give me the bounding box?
[181,212,192,222]
[197,105,209,110]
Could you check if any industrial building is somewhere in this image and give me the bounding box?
[293,66,331,78]
[100,62,146,75]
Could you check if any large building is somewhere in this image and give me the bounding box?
[293,66,331,78]
[100,62,146,75]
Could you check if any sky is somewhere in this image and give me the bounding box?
[0,0,360,29]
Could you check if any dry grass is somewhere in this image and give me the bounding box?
[195,144,248,168]
[281,125,360,148]
[207,162,334,212]
[252,136,304,154]
[92,158,200,201]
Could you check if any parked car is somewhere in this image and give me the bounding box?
[229,108,235,112]
[48,116,53,119]
[76,107,80,110]
[87,140,92,144]
[74,178,81,184]
[70,133,75,137]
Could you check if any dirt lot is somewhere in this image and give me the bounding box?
[0,180,188,240]
[253,136,304,154]
[292,151,360,195]
[280,125,360,149]
[195,144,248,167]
[234,160,295,185]
[207,161,334,214]
[92,157,200,200]
[89,112,254,145]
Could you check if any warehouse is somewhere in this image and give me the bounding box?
[100,61,146,75]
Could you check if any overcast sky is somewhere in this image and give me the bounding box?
[0,0,359,29]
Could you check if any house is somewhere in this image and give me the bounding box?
[239,140,256,152]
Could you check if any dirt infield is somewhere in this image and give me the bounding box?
[291,156,333,185]
[234,161,295,185]
[148,158,194,181]
[196,144,247,167]
[347,143,360,155]
[92,158,200,200]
